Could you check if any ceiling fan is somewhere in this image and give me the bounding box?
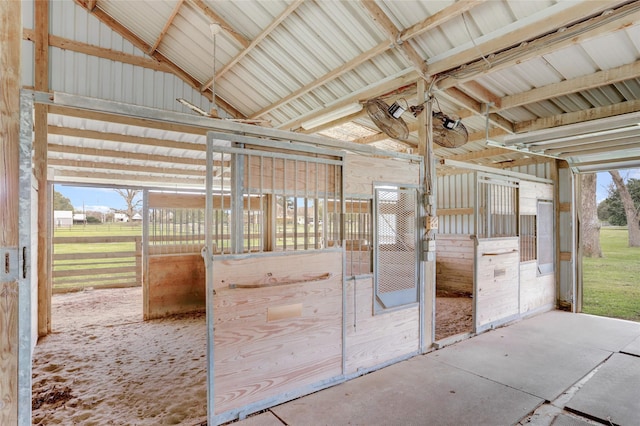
[365,97,468,148]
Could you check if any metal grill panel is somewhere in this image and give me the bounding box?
[374,186,418,309]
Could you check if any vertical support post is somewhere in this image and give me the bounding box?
[0,0,22,422]
[35,0,51,337]
[204,133,216,425]
[230,149,244,254]
[18,91,35,426]
[142,189,149,319]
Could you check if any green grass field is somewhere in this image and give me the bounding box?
[582,227,640,322]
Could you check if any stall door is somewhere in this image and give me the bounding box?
[475,238,520,332]
[474,174,520,332]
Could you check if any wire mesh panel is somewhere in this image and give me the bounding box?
[374,186,418,310]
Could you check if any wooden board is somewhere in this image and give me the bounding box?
[212,251,343,414]
[436,234,474,294]
[475,238,520,330]
[519,262,555,315]
[146,254,205,319]
[519,181,553,215]
[344,154,420,196]
[345,277,420,373]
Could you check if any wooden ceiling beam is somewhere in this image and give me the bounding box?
[149,0,184,55]
[23,29,171,73]
[400,0,485,41]
[438,87,514,133]
[48,144,215,167]
[188,0,250,49]
[515,99,640,133]
[436,1,640,89]
[443,147,514,162]
[51,169,205,186]
[360,0,428,78]
[202,0,304,92]
[48,125,206,152]
[48,159,206,177]
[499,59,640,111]
[252,0,478,121]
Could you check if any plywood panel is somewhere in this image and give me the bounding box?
[146,254,205,319]
[345,277,419,374]
[212,251,343,414]
[475,238,520,330]
[520,181,554,214]
[436,234,474,294]
[344,154,420,196]
[519,262,555,315]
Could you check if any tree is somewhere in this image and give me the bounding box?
[53,190,74,211]
[112,189,142,222]
[581,173,602,257]
[609,172,640,247]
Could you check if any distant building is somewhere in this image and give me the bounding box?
[53,210,73,227]
[114,213,129,222]
[73,213,86,224]
[132,213,142,221]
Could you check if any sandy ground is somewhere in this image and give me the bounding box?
[31,287,208,425]
[32,287,472,424]
[435,292,473,340]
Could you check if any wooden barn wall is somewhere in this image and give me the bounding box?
[212,251,343,415]
[342,154,422,369]
[344,154,420,196]
[436,172,475,234]
[345,277,419,373]
[475,238,520,331]
[519,181,556,316]
[22,0,213,113]
[435,234,474,294]
[146,253,205,319]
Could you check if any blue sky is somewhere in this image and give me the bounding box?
[55,168,640,212]
[54,185,136,212]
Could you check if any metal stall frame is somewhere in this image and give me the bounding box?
[28,90,423,425]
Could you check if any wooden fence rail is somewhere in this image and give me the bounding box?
[52,236,142,293]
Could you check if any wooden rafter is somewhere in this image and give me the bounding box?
[201,0,304,92]
[52,169,205,185]
[149,0,184,55]
[187,0,250,49]
[252,0,479,121]
[23,29,172,73]
[498,60,640,111]
[515,99,640,133]
[437,1,640,89]
[360,0,428,78]
[438,87,514,133]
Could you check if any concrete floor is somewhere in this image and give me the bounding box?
[233,311,640,426]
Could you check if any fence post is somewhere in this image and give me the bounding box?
[135,236,142,287]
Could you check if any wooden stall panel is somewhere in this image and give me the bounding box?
[436,234,474,294]
[519,181,553,214]
[212,251,343,414]
[345,277,419,374]
[146,254,205,319]
[344,154,420,196]
[475,238,520,331]
[519,262,555,315]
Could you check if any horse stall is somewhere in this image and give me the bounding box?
[143,130,426,422]
[436,165,556,339]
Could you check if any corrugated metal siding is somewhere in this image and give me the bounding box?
[43,1,212,113]
[437,172,475,235]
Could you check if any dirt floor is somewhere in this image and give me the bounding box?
[31,287,207,425]
[435,290,473,341]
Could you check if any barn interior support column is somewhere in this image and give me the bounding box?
[0,0,22,423]
[35,0,51,337]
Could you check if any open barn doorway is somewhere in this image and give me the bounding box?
[32,185,208,424]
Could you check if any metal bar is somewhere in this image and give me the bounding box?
[203,144,344,166]
[204,133,216,425]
